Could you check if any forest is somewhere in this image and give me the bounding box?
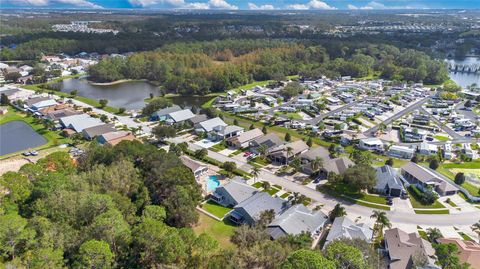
[0,141,381,269]
[87,39,449,95]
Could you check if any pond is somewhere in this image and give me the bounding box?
[0,121,47,156]
[446,57,480,88]
[54,77,215,110]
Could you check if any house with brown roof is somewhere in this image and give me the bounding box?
[226,128,263,149]
[82,124,117,140]
[268,140,309,165]
[437,238,480,269]
[384,228,438,269]
[400,162,458,196]
[305,157,354,181]
[97,131,136,146]
[179,155,208,178]
[45,108,82,122]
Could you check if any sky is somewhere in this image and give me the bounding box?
[1,0,479,10]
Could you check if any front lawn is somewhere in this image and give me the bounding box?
[211,142,227,152]
[280,192,291,199]
[252,181,263,188]
[263,187,280,196]
[193,213,236,249]
[406,186,446,209]
[251,156,271,166]
[458,232,474,241]
[433,135,449,141]
[319,182,388,205]
[202,200,232,219]
[414,209,450,214]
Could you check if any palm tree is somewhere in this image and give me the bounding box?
[257,144,269,159]
[329,203,346,222]
[426,228,443,243]
[262,181,270,191]
[251,166,260,183]
[285,146,293,165]
[42,118,55,130]
[370,210,391,234]
[472,221,480,243]
[310,156,323,175]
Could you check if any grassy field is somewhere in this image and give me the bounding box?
[201,200,232,219]
[193,213,236,249]
[437,163,480,196]
[0,108,70,158]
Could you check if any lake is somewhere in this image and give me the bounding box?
[0,121,47,156]
[446,56,480,88]
[55,78,213,110]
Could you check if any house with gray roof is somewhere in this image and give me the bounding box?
[324,216,373,247]
[24,96,50,107]
[165,109,195,124]
[194,117,227,133]
[249,133,283,154]
[374,165,405,197]
[384,228,438,269]
[230,192,289,226]
[179,155,208,178]
[31,99,58,111]
[267,204,328,240]
[226,128,264,148]
[82,123,117,140]
[401,162,458,196]
[45,108,81,122]
[211,125,244,140]
[211,177,258,207]
[305,157,354,180]
[268,140,309,165]
[59,114,103,132]
[189,114,208,125]
[151,105,181,121]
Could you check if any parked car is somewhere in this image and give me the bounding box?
[30,150,38,156]
[22,152,31,156]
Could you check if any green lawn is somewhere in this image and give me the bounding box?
[458,232,474,241]
[275,112,302,120]
[317,183,391,210]
[211,142,227,152]
[252,182,263,188]
[445,199,458,208]
[251,156,271,166]
[406,186,447,209]
[0,108,70,158]
[280,192,291,199]
[263,187,280,196]
[414,209,450,214]
[202,200,232,219]
[418,230,428,240]
[436,164,480,196]
[193,213,236,249]
[433,135,450,141]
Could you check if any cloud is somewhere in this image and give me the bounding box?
[356,1,422,10]
[183,2,209,9]
[347,4,358,10]
[129,0,185,7]
[7,0,102,7]
[207,0,237,9]
[248,3,274,10]
[129,0,237,9]
[287,0,336,10]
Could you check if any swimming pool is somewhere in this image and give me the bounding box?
[206,175,220,192]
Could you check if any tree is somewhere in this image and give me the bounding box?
[41,118,55,130]
[343,164,377,191]
[257,144,269,159]
[0,93,10,105]
[310,157,323,175]
[464,100,472,108]
[0,214,35,260]
[454,173,465,185]
[70,89,78,97]
[262,181,270,191]
[23,247,65,269]
[152,125,176,141]
[262,126,268,134]
[233,119,239,125]
[281,249,335,269]
[329,203,346,221]
[251,166,260,183]
[5,72,21,82]
[434,243,469,269]
[88,209,132,256]
[350,149,372,165]
[249,124,255,130]
[370,210,391,234]
[142,97,171,116]
[411,154,419,163]
[285,133,291,142]
[0,172,32,204]
[194,148,208,159]
[324,240,367,269]
[258,209,275,228]
[222,161,237,175]
[426,228,443,243]
[306,137,313,147]
[385,158,394,167]
[231,225,269,248]
[291,192,308,205]
[99,99,109,108]
[118,107,126,114]
[76,240,115,269]
[429,159,439,170]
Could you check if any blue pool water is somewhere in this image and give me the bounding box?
[206,175,220,192]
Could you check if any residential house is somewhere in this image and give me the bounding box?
[359,138,384,151]
[403,127,428,142]
[326,97,341,105]
[443,143,453,160]
[437,238,480,269]
[374,165,405,197]
[226,128,263,148]
[30,99,58,111]
[300,146,331,175]
[24,96,50,108]
[97,131,136,146]
[388,145,415,159]
[165,109,195,125]
[59,114,103,132]
[229,192,289,226]
[249,133,283,154]
[268,140,309,165]
[45,108,82,122]
[179,155,208,178]
[324,217,373,247]
[82,123,116,140]
[418,143,438,156]
[211,178,258,207]
[400,162,458,196]
[194,117,227,134]
[384,228,438,269]
[211,125,244,141]
[150,105,181,121]
[189,114,208,125]
[463,143,476,159]
[313,157,354,180]
[267,204,328,240]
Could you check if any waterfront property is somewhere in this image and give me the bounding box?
[0,120,47,156]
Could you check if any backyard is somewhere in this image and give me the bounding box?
[437,162,480,196]
[193,213,236,249]
[201,200,232,219]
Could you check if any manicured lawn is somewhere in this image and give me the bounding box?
[317,183,391,210]
[275,112,302,120]
[252,182,263,188]
[211,142,227,152]
[445,199,458,207]
[406,186,446,209]
[437,164,480,196]
[251,156,271,166]
[263,187,280,196]
[443,161,480,169]
[280,192,291,199]
[193,213,236,249]
[302,197,312,206]
[273,184,282,190]
[414,209,450,214]
[0,108,70,158]
[202,200,232,219]
[458,232,474,241]
[228,149,243,157]
[433,135,449,141]
[418,230,428,240]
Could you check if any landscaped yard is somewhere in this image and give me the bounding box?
[433,135,449,141]
[436,164,480,196]
[280,192,291,199]
[317,182,391,210]
[201,200,232,219]
[193,213,236,249]
[263,187,280,196]
[252,181,263,188]
[458,232,474,241]
[211,142,227,152]
[406,186,447,209]
[251,156,271,166]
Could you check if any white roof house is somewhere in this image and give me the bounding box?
[324,217,373,247]
[195,117,227,132]
[166,109,195,123]
[60,114,103,132]
[388,145,415,159]
[31,99,58,110]
[358,137,383,151]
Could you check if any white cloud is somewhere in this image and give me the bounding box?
[8,0,49,5]
[8,0,102,7]
[208,0,238,9]
[347,4,358,10]
[57,0,103,8]
[129,0,187,7]
[356,1,422,10]
[183,2,209,9]
[287,0,336,10]
[248,3,274,10]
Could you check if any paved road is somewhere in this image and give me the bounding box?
[363,97,430,136]
[186,140,480,226]
[455,101,478,122]
[307,99,363,125]
[419,107,462,139]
